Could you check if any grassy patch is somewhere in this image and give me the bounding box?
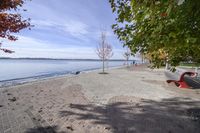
[179,63,200,67]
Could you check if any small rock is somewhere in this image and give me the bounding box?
[105,127,111,130]
[66,125,74,131]
[7,93,12,96]
[8,97,17,102]
[0,105,3,107]
[75,71,81,75]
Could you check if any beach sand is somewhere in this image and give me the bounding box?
[0,66,200,133]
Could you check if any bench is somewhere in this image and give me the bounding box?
[165,70,197,88]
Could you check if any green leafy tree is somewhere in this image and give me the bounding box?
[109,0,200,68]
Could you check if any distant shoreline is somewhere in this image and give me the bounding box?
[0,57,135,62]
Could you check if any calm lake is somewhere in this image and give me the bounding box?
[0,59,134,87]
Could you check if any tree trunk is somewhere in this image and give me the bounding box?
[165,62,169,70]
[103,58,105,73]
[141,53,144,64]
[106,60,109,69]
[127,58,129,67]
[195,67,198,73]
[165,58,170,70]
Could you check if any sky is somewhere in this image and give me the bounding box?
[0,0,131,59]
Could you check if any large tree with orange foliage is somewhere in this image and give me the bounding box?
[0,0,31,53]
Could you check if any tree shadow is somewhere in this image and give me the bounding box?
[99,72,109,74]
[25,125,67,133]
[59,97,200,133]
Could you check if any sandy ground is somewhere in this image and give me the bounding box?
[0,66,200,133]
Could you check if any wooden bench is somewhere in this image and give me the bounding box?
[165,70,197,88]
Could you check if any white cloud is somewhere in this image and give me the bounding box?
[1,35,54,49]
[32,19,89,38]
[31,20,57,27]
[0,35,91,58]
[0,35,125,59]
[64,20,89,36]
[1,37,137,60]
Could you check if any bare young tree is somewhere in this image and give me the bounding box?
[96,32,113,73]
[123,48,131,66]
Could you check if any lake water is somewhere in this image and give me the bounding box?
[0,59,133,87]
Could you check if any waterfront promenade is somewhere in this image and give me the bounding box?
[0,66,200,133]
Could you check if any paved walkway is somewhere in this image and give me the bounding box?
[0,67,200,133]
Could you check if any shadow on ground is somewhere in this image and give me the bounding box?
[25,126,66,133]
[59,97,200,133]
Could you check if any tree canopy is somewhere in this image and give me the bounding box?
[0,0,31,53]
[109,0,200,68]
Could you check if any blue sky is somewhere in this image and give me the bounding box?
[1,0,130,59]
